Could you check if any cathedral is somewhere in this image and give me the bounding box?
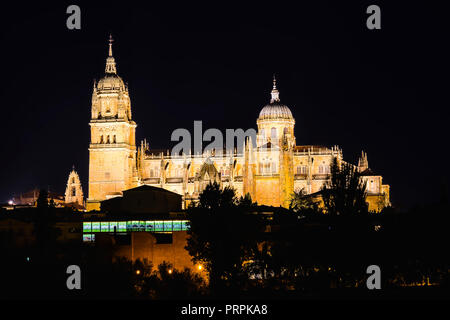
[86,38,390,212]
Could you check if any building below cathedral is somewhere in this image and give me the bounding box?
[86,38,390,212]
[11,189,65,208]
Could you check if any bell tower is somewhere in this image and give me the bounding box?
[86,36,138,211]
[65,167,84,208]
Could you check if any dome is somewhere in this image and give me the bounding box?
[96,35,126,91]
[97,74,125,91]
[259,102,293,120]
[258,77,293,120]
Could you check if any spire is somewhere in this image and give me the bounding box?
[108,34,113,57]
[270,74,280,103]
[105,34,117,74]
[358,151,369,172]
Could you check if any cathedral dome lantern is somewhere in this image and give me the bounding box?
[257,76,295,147]
[91,35,132,120]
[258,77,294,121]
[96,35,126,91]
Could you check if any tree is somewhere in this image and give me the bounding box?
[140,262,207,299]
[36,188,48,209]
[321,157,368,216]
[186,182,263,296]
[33,189,61,258]
[197,182,236,209]
[236,193,257,209]
[289,188,321,214]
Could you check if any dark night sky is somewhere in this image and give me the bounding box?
[0,1,448,210]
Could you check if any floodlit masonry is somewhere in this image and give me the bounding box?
[86,37,390,212]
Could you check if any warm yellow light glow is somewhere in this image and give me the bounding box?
[197,264,203,271]
[168,269,173,274]
[136,270,141,275]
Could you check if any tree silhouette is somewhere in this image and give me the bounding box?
[321,157,368,216]
[197,182,236,209]
[36,188,48,209]
[186,182,263,296]
[33,189,61,259]
[236,192,256,209]
[289,188,321,214]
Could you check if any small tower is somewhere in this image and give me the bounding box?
[358,151,369,172]
[65,167,84,208]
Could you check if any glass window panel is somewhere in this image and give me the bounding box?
[172,221,182,231]
[109,222,117,232]
[83,234,95,242]
[163,221,172,232]
[101,222,109,232]
[145,221,154,232]
[131,221,140,231]
[126,221,133,231]
[83,222,91,233]
[92,222,100,232]
[118,221,127,232]
[154,221,164,232]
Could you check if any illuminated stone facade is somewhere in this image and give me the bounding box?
[87,40,390,212]
[86,37,138,211]
[65,168,84,208]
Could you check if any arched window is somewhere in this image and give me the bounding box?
[113,135,116,143]
[319,165,324,174]
[100,135,104,144]
[271,127,277,140]
[283,127,288,135]
[71,187,76,197]
[106,135,110,144]
[260,129,265,138]
[72,177,75,184]
[150,169,154,177]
